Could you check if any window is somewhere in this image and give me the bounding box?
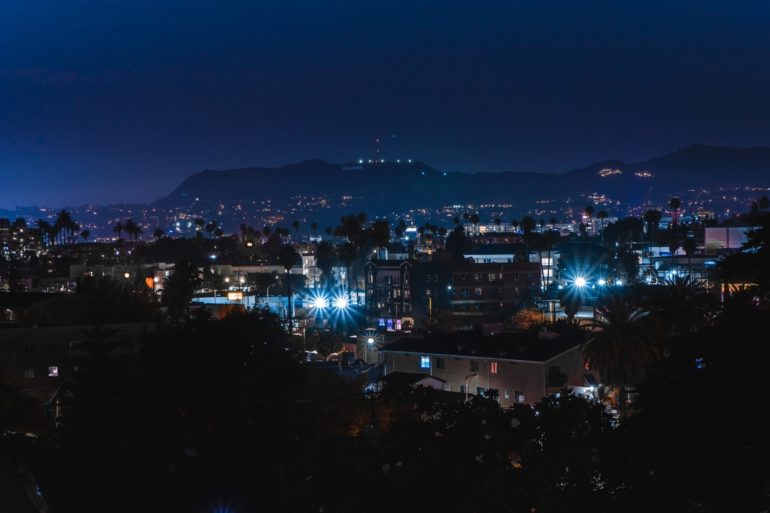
[488,273,496,282]
[504,389,510,400]
[476,386,486,396]
[48,343,57,352]
[48,366,59,377]
[474,287,483,297]
[420,356,431,369]
[490,361,498,374]
[23,344,34,354]
[474,273,481,282]
[470,360,479,372]
[436,357,445,369]
[23,368,35,379]
[460,384,467,394]
[515,391,525,404]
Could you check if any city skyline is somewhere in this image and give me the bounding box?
[3,0,770,207]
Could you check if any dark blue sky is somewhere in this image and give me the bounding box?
[2,0,770,207]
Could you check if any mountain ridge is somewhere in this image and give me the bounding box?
[153,145,770,217]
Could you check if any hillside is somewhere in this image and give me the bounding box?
[152,145,770,218]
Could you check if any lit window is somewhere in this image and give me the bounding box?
[515,391,525,404]
[24,369,35,379]
[420,356,431,369]
[490,361,498,374]
[48,366,59,377]
[504,389,510,400]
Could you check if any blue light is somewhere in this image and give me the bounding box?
[574,276,587,287]
[334,296,349,309]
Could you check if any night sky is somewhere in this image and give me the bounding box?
[2,0,770,207]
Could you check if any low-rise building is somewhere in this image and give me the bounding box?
[379,330,596,407]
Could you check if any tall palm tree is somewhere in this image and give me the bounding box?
[80,229,90,243]
[113,222,124,240]
[643,210,662,280]
[583,295,661,415]
[669,197,682,226]
[37,220,52,247]
[153,227,164,240]
[683,237,696,277]
[583,205,595,237]
[643,209,662,242]
[277,244,302,327]
[124,219,141,242]
[597,210,608,242]
[338,242,358,302]
[651,275,715,338]
[292,220,301,239]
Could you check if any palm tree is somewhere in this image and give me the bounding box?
[37,220,52,247]
[311,222,318,237]
[683,237,696,277]
[669,197,682,226]
[643,209,662,279]
[583,295,661,415]
[55,210,77,244]
[315,241,336,287]
[597,210,608,241]
[394,220,407,240]
[162,261,203,322]
[583,205,594,237]
[338,242,358,302]
[80,229,90,243]
[651,275,715,338]
[153,227,164,240]
[292,220,301,239]
[113,222,124,240]
[124,219,141,242]
[520,216,536,235]
[277,244,302,327]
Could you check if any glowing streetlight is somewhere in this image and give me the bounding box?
[597,278,606,286]
[123,272,130,279]
[574,276,587,288]
[334,296,349,309]
[312,296,329,309]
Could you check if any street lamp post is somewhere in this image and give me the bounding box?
[465,372,478,401]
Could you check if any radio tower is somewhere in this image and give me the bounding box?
[374,137,382,162]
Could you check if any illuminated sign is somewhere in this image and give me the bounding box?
[227,292,243,301]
